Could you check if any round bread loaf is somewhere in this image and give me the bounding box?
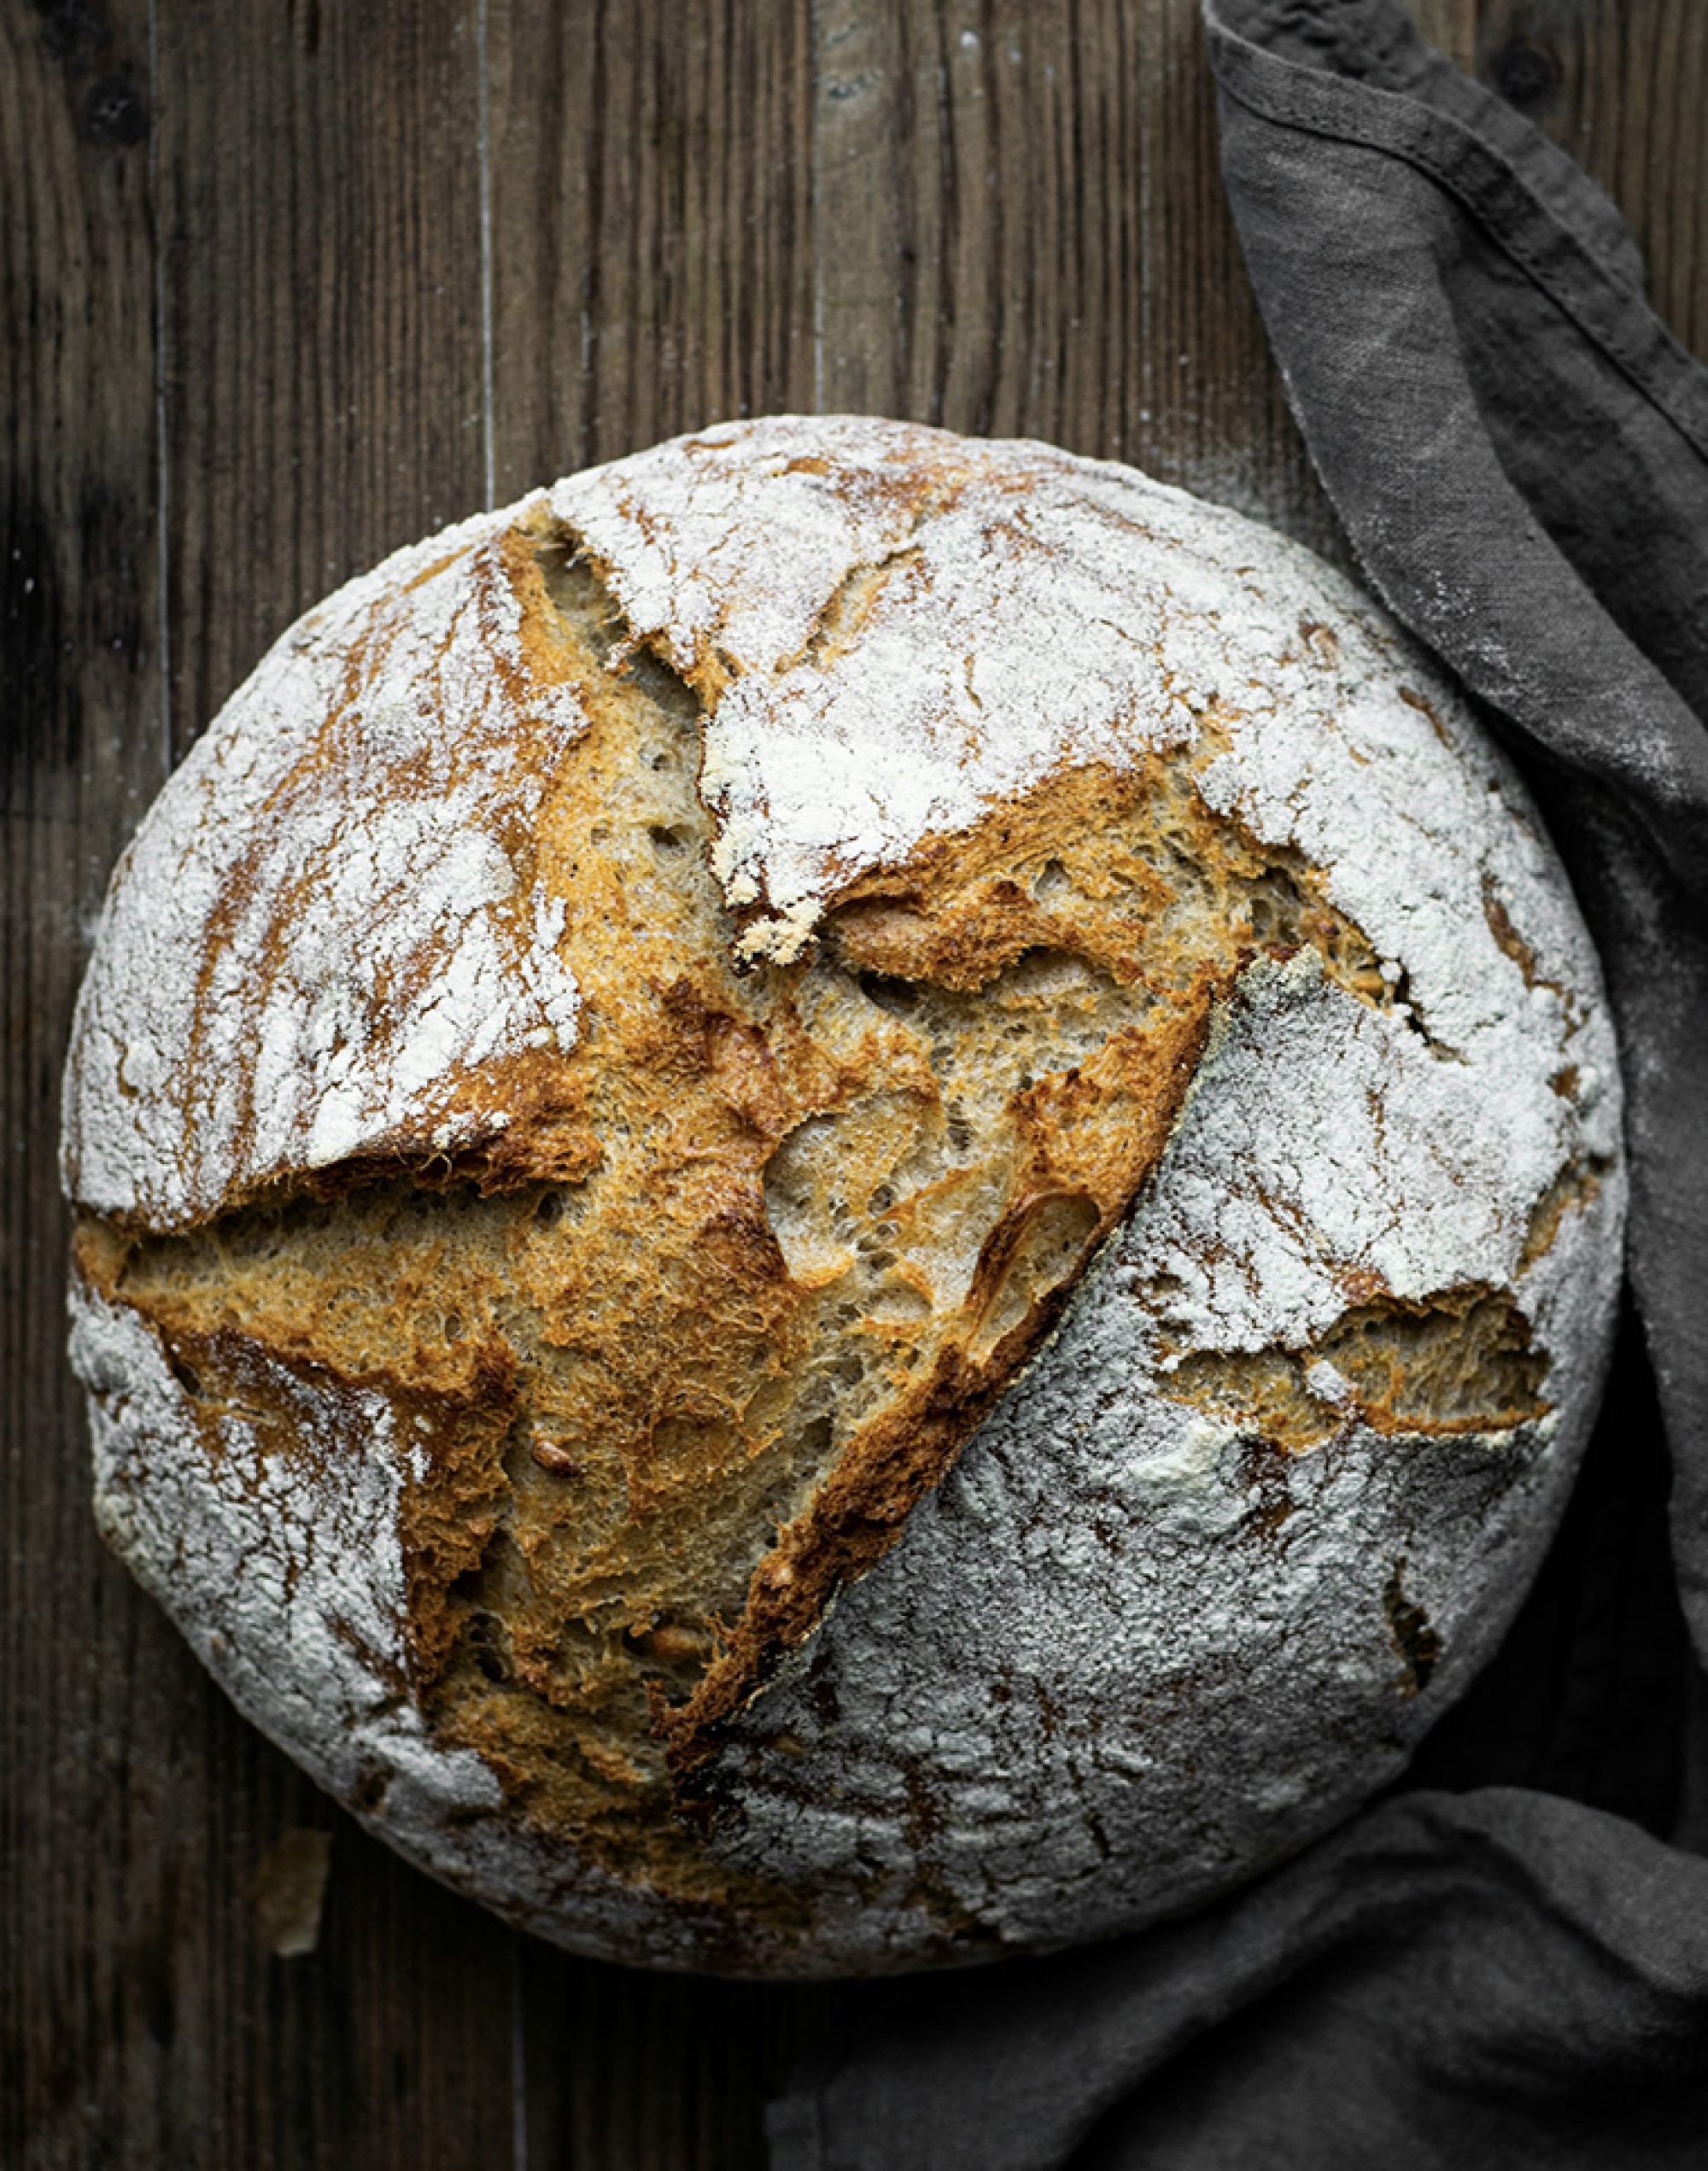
[64,417,1623,1976]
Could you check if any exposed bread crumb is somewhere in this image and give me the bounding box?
[252,1829,332,1959]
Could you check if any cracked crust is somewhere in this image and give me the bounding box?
[64,418,1623,1975]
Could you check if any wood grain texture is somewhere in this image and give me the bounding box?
[1471,0,1708,354]
[155,0,491,751]
[4,3,1706,2166]
[3,4,168,2163]
[488,0,817,494]
[6,5,518,2168]
[811,0,1342,557]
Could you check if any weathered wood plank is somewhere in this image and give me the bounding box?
[810,0,1345,559]
[2,3,170,2163]
[3,4,518,2168]
[487,0,817,498]
[1470,0,1708,354]
[157,0,493,753]
[515,1941,895,2171]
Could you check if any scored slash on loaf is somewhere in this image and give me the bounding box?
[62,418,1623,1975]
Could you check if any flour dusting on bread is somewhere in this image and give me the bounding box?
[64,418,1623,1975]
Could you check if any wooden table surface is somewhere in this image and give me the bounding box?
[6,3,1705,2164]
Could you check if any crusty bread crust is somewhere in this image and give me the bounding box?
[65,418,1623,1974]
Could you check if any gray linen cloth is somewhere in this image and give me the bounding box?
[768,6,1708,2162]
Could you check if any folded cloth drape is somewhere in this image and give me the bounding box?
[768,8,1708,2162]
[768,1792,1708,2169]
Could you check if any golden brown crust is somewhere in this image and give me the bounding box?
[72,492,1582,1921]
[60,421,1632,1980]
